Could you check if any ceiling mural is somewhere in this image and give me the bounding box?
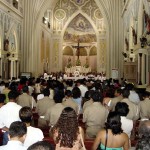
[53,0,105,32]
[70,0,86,6]
[63,14,96,43]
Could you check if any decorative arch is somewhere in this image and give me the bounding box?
[63,13,97,43]
[62,11,98,71]
[34,0,109,74]
[78,48,87,56]
[63,46,73,55]
[6,23,19,53]
[61,11,99,38]
[89,46,97,56]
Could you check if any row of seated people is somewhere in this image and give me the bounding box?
[0,102,146,150]
[0,78,150,149]
[33,113,140,149]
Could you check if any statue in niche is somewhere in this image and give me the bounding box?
[67,57,72,68]
[125,38,129,51]
[131,26,137,45]
[4,39,9,51]
[144,11,150,35]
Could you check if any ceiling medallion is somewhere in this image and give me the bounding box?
[94,9,102,20]
[54,9,66,20]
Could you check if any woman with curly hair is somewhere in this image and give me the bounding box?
[52,107,85,150]
[92,112,129,150]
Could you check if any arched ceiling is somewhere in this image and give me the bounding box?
[52,0,105,32]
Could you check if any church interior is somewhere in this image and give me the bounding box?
[1,0,150,149]
[0,0,150,86]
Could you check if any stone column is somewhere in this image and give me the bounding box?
[138,53,142,85]
[137,49,149,85]
[0,58,1,77]
[14,60,16,78]
[10,60,13,79]
[15,60,18,78]
[18,61,20,77]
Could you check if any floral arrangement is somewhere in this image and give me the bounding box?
[67,63,72,68]
[76,58,81,66]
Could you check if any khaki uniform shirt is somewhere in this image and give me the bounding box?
[121,98,139,120]
[83,102,108,138]
[110,95,123,111]
[36,96,55,127]
[45,103,65,126]
[36,96,55,116]
[82,99,93,113]
[62,98,79,114]
[139,98,150,119]
[17,93,36,109]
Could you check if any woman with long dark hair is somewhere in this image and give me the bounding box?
[92,112,129,150]
[72,86,82,114]
[52,107,84,150]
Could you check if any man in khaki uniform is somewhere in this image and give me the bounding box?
[45,90,65,127]
[82,90,95,113]
[121,89,139,120]
[17,86,36,109]
[103,88,123,111]
[139,91,150,120]
[62,90,79,114]
[36,88,55,127]
[83,91,108,138]
[83,98,93,113]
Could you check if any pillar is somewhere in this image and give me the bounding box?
[14,60,16,78]
[0,58,1,77]
[10,60,13,79]
[137,49,149,85]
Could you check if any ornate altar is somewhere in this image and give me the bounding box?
[65,66,91,76]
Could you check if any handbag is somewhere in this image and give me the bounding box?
[97,129,108,150]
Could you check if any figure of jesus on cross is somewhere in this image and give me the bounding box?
[73,39,84,58]
[73,38,84,66]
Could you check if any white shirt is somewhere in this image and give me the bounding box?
[129,91,140,104]
[24,126,44,148]
[28,86,34,96]
[0,141,26,150]
[121,116,133,138]
[0,102,22,128]
[0,85,5,94]
[78,84,88,97]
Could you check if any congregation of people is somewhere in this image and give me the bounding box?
[0,75,150,150]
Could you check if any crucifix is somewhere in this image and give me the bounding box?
[73,39,84,59]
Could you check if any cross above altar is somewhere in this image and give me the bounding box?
[72,39,84,59]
